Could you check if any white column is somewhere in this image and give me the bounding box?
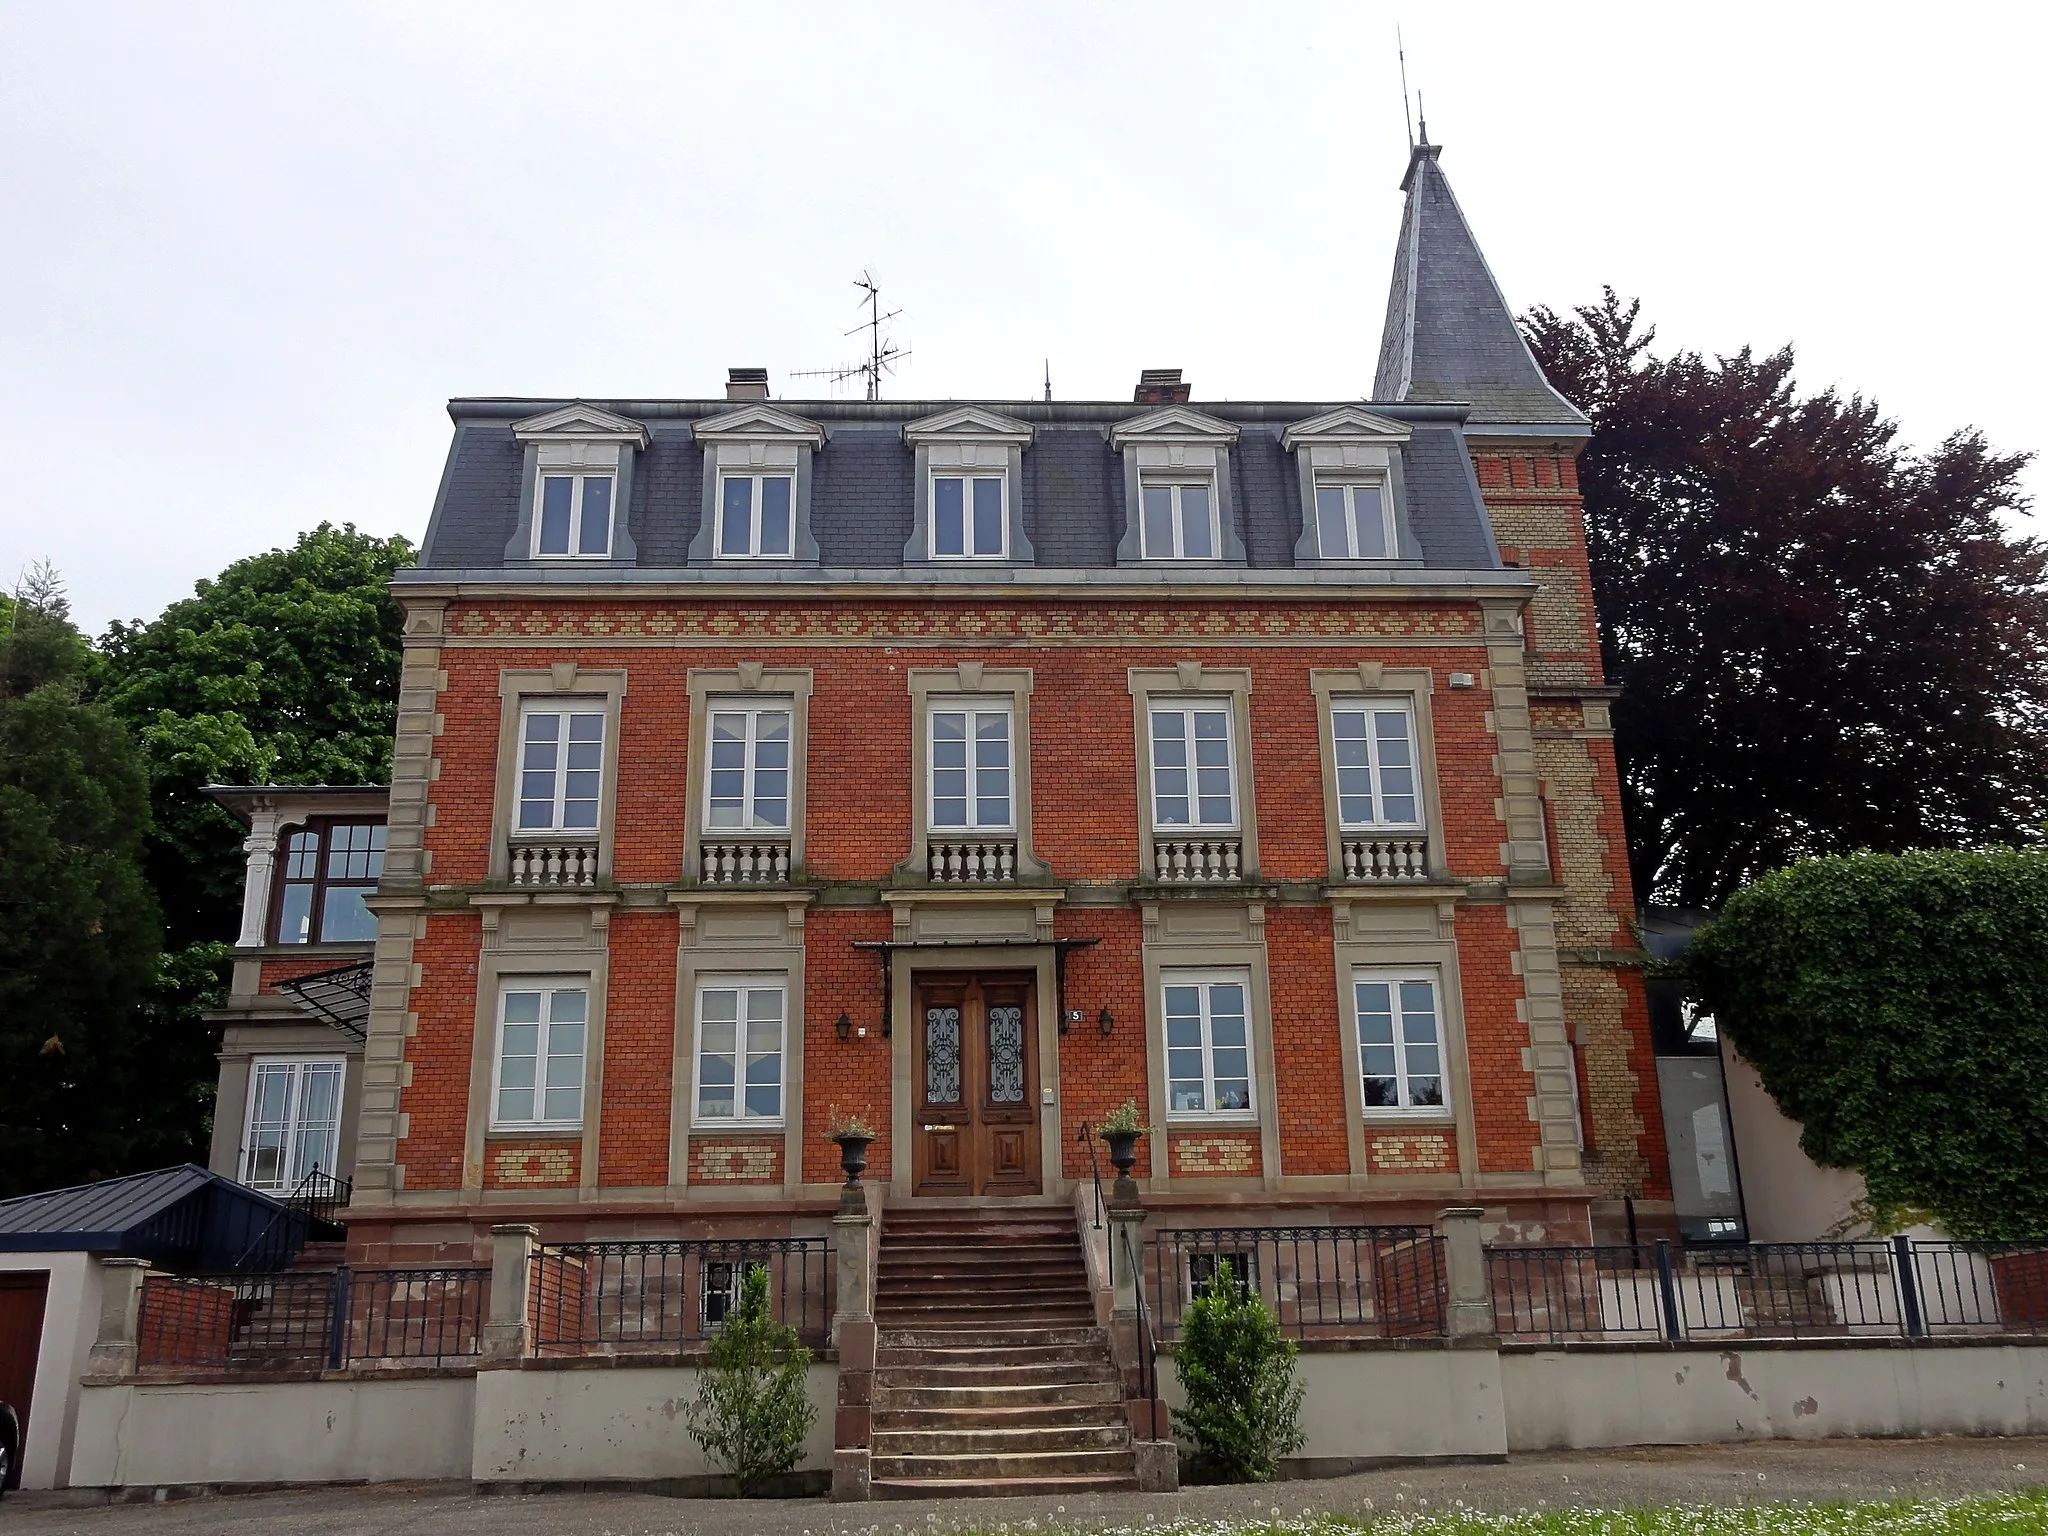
[236,806,286,947]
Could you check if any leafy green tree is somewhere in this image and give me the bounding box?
[1170,1260,1304,1483]
[1523,292,2048,907]
[94,523,413,949]
[1688,849,2048,1239]
[685,1264,817,1495]
[0,571,162,1196]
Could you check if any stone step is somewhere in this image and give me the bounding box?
[880,1227,1080,1246]
[871,1449,1137,1482]
[871,1475,1139,1500]
[876,1342,1106,1367]
[872,1424,1131,1457]
[876,1359,1118,1389]
[873,1401,1125,1431]
[878,1325,1106,1350]
[875,1306,1098,1328]
[875,1281,1090,1306]
[877,1252,1086,1274]
[875,1379,1123,1411]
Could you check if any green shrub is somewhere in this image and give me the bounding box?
[685,1264,816,1495]
[1169,1259,1304,1482]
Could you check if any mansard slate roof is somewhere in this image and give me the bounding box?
[411,399,1505,580]
[1373,142,1589,434]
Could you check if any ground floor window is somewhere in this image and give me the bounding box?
[1161,970,1256,1119]
[493,979,589,1130]
[694,977,787,1124]
[240,1058,345,1191]
[1186,1248,1260,1301]
[1353,969,1446,1111]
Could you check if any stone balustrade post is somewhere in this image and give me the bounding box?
[87,1257,151,1377]
[830,1192,878,1503]
[1437,1206,1497,1339]
[480,1223,538,1363]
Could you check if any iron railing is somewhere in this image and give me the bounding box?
[1488,1238,2048,1343]
[529,1237,832,1353]
[231,1166,353,1272]
[1119,1219,1159,1409]
[135,1265,487,1371]
[1147,1225,1445,1339]
[1077,1121,1105,1231]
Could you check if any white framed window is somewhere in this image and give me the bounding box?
[239,1058,345,1192]
[1149,705,1237,829]
[1331,701,1422,829]
[717,472,795,558]
[705,705,792,831]
[1162,971,1255,1119]
[516,705,605,833]
[694,977,787,1124]
[492,980,588,1130]
[1186,1249,1259,1302]
[534,472,615,558]
[1314,478,1394,560]
[931,473,1007,558]
[1140,478,1217,560]
[1354,970,1446,1112]
[928,704,1013,830]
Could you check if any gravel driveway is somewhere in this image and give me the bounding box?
[12,1436,2048,1536]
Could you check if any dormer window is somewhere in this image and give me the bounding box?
[718,473,795,558]
[536,471,614,558]
[932,473,1007,559]
[508,404,649,565]
[1140,476,1218,561]
[1314,478,1393,561]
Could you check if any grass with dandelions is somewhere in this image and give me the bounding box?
[914,1493,2048,1536]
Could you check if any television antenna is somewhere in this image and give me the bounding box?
[792,270,910,401]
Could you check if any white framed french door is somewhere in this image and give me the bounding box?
[240,1058,346,1192]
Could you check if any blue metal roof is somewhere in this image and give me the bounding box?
[0,1165,306,1270]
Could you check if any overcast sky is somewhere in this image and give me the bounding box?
[3,1,2042,634]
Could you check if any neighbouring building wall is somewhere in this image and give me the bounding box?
[1721,1037,1868,1242]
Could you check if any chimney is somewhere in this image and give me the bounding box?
[1134,368,1190,406]
[726,367,770,401]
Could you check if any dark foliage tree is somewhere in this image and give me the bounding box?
[1688,849,2048,1239]
[1523,292,2048,907]
[0,570,163,1196]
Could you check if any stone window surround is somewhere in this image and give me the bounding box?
[488,665,629,885]
[667,894,811,1199]
[1138,900,1281,1189]
[682,665,814,882]
[502,406,649,567]
[1127,663,1261,881]
[460,900,613,1200]
[1282,408,1423,569]
[687,405,828,567]
[1328,896,1481,1185]
[1109,407,1247,567]
[901,408,1036,567]
[1308,665,1449,881]
[209,1028,364,1186]
[895,664,1049,882]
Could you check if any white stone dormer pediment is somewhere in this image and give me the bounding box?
[511,402,650,449]
[1280,406,1413,452]
[691,404,827,450]
[1108,406,1241,449]
[901,406,1034,449]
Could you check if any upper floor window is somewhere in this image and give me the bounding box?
[493,979,587,1130]
[1331,701,1422,829]
[718,473,794,559]
[1354,971,1445,1112]
[275,821,386,944]
[929,704,1012,830]
[535,472,614,558]
[705,705,791,831]
[1162,971,1255,1119]
[694,977,787,1124]
[932,474,1007,558]
[1140,478,1217,560]
[518,705,605,833]
[1314,478,1393,560]
[1148,705,1237,829]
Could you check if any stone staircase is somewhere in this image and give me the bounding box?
[869,1206,1137,1498]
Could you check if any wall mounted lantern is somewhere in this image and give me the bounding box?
[1098,1007,1115,1037]
[834,1011,852,1043]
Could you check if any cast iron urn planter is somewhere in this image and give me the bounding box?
[1100,1128,1141,1177]
[832,1132,874,1188]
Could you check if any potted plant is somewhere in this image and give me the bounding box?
[1098,1098,1147,1177]
[825,1109,877,1188]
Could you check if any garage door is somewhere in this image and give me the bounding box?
[0,1273,49,1476]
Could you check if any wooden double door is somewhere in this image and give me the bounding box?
[912,972,1042,1196]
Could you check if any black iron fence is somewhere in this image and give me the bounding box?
[1146,1225,1446,1339]
[136,1266,487,1372]
[1489,1237,2048,1344]
[528,1237,832,1353]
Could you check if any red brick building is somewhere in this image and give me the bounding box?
[342,139,1670,1263]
